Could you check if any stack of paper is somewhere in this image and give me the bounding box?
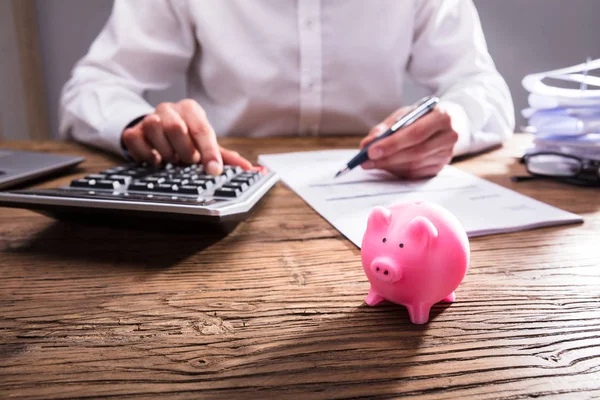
[521,58,600,160]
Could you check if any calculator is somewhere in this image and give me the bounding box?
[0,161,279,231]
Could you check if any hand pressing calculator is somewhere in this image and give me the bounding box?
[0,161,279,231]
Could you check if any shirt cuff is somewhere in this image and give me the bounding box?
[101,102,155,158]
[437,99,472,157]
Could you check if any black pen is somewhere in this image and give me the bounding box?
[334,95,440,178]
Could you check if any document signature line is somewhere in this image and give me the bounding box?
[325,185,478,201]
[310,177,455,188]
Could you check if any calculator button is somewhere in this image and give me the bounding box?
[222,166,242,178]
[164,178,189,185]
[107,175,133,185]
[195,174,217,184]
[179,185,202,195]
[191,180,214,190]
[233,173,259,184]
[238,172,260,178]
[129,182,152,192]
[214,187,241,197]
[141,176,165,183]
[70,178,119,190]
[232,176,256,185]
[70,179,94,188]
[154,184,177,193]
[94,180,121,190]
[223,182,248,192]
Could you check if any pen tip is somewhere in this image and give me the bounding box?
[334,167,350,178]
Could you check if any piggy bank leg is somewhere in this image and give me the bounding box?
[442,292,456,303]
[406,303,433,324]
[365,287,385,306]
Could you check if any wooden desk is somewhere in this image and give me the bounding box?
[1,136,599,399]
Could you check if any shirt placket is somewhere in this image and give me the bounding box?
[297,0,322,136]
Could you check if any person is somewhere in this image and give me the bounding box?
[59,0,515,178]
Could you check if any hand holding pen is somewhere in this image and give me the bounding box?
[335,96,460,179]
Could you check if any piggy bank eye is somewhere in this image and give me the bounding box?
[382,238,387,243]
[399,243,404,248]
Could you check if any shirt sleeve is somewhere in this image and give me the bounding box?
[407,0,516,157]
[58,0,195,157]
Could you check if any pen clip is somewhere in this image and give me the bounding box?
[393,96,431,122]
[390,96,438,131]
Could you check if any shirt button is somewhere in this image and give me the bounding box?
[305,19,313,28]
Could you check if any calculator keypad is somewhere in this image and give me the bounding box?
[68,162,264,201]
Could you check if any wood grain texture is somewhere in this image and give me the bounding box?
[1,135,599,399]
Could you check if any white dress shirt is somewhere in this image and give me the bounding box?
[59,0,515,159]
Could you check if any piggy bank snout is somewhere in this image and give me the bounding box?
[370,257,401,283]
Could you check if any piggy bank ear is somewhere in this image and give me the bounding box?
[406,216,438,246]
[367,206,391,231]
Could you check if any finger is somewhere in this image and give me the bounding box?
[158,105,200,164]
[360,123,387,149]
[366,108,451,161]
[381,106,414,129]
[360,134,438,171]
[363,141,453,176]
[142,114,175,162]
[220,147,253,170]
[384,128,458,165]
[360,107,412,149]
[122,123,159,164]
[411,148,453,171]
[367,148,452,174]
[403,151,453,179]
[177,99,223,175]
[150,149,162,165]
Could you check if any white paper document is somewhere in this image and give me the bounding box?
[258,150,583,248]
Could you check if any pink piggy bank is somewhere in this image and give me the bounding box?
[361,201,469,324]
